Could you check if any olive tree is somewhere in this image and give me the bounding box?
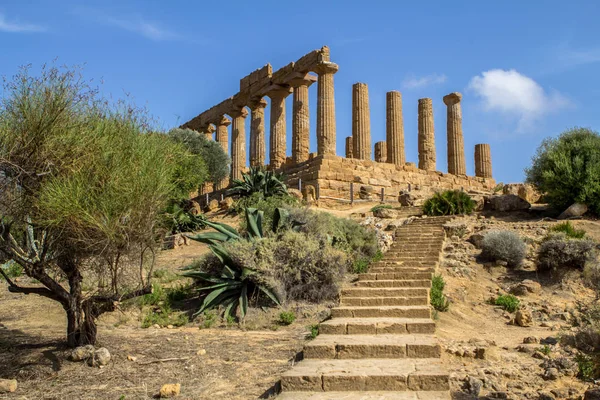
[0,65,201,346]
[525,127,600,214]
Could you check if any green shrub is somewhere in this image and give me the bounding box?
[228,167,288,198]
[279,311,296,325]
[549,221,586,239]
[307,324,319,339]
[138,283,166,307]
[525,127,600,215]
[352,258,370,274]
[423,190,476,216]
[372,250,384,262]
[481,230,526,267]
[164,201,207,234]
[493,294,520,313]
[430,275,449,312]
[370,204,393,213]
[141,304,188,328]
[166,284,194,303]
[538,234,595,272]
[0,261,23,280]
[201,311,218,329]
[575,353,597,380]
[234,193,299,232]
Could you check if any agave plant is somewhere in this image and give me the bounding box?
[165,202,207,234]
[227,167,288,198]
[183,208,280,320]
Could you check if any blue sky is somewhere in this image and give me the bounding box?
[1,0,599,183]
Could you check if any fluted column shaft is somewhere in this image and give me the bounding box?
[345,137,353,158]
[315,62,338,156]
[249,99,267,167]
[375,141,387,163]
[352,82,371,160]
[215,116,231,190]
[292,84,311,164]
[475,143,493,178]
[386,91,405,165]
[444,92,466,175]
[230,109,248,181]
[268,88,291,169]
[418,98,436,171]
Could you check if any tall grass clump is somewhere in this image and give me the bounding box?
[549,222,586,239]
[423,190,476,216]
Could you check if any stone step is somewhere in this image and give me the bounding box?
[280,358,449,392]
[341,296,429,306]
[277,391,451,399]
[372,262,437,268]
[342,287,428,298]
[319,317,435,335]
[359,272,432,281]
[304,334,441,359]
[331,305,431,319]
[355,280,431,288]
[369,267,434,273]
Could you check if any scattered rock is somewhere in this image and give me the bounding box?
[359,185,374,200]
[518,185,541,204]
[127,355,137,362]
[523,336,539,344]
[467,233,485,249]
[463,376,483,396]
[584,388,600,400]
[541,336,559,345]
[515,309,533,327]
[511,280,542,296]
[196,349,206,356]
[159,383,181,398]
[70,345,95,361]
[485,194,531,212]
[88,347,111,367]
[558,203,588,219]
[538,391,556,400]
[373,207,397,219]
[0,379,17,393]
[543,367,559,380]
[398,190,415,206]
[218,197,234,211]
[204,199,219,212]
[189,200,202,215]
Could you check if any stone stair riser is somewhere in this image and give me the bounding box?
[303,343,441,359]
[319,320,435,335]
[331,307,431,319]
[341,297,429,306]
[356,280,431,288]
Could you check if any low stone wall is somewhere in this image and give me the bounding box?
[281,154,495,199]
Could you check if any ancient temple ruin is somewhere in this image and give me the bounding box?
[181,46,495,199]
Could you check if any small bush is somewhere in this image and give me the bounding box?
[234,193,299,232]
[307,324,319,339]
[138,283,165,307]
[0,261,23,280]
[279,311,296,325]
[575,353,597,380]
[141,305,188,328]
[538,345,551,355]
[430,275,449,312]
[493,294,520,313]
[352,258,370,274]
[550,222,586,239]
[201,311,218,329]
[372,250,384,262]
[538,234,595,272]
[423,190,476,216]
[481,230,527,267]
[370,204,393,213]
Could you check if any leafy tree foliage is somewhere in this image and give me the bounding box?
[168,128,229,185]
[525,127,600,214]
[0,64,190,346]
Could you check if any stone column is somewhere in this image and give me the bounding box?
[345,136,353,158]
[352,82,371,160]
[475,143,492,178]
[418,98,436,171]
[268,86,292,169]
[443,92,466,175]
[215,116,231,190]
[315,62,339,156]
[375,141,387,163]
[249,98,267,167]
[230,108,248,181]
[386,91,405,165]
[204,125,215,141]
[290,76,316,164]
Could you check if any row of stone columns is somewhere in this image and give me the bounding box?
[345,85,492,178]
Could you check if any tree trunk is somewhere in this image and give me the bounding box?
[65,299,97,347]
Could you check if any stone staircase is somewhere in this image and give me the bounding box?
[278,216,453,399]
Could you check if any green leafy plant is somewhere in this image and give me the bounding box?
[481,230,527,267]
[423,190,476,216]
[0,261,23,280]
[575,353,596,380]
[370,204,393,213]
[234,193,300,232]
[228,167,288,198]
[165,201,207,234]
[201,311,218,329]
[141,304,188,328]
[525,127,600,215]
[538,345,551,355]
[307,324,319,339]
[549,222,586,239]
[493,294,520,313]
[372,250,384,263]
[279,311,296,325]
[430,275,449,312]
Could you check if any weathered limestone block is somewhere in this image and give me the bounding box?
[315,61,339,156]
[352,82,371,160]
[345,136,353,158]
[474,144,492,178]
[443,92,466,175]
[230,108,248,181]
[268,86,292,169]
[249,98,267,167]
[386,91,405,165]
[418,98,436,171]
[374,141,387,163]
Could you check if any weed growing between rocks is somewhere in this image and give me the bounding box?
[278,311,296,325]
[493,294,521,313]
[431,275,450,312]
[550,221,587,239]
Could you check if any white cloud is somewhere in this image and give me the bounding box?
[0,13,45,33]
[467,69,570,131]
[402,73,447,89]
[105,16,180,41]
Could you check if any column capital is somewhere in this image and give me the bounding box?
[313,61,339,75]
[205,124,216,134]
[443,92,462,106]
[265,84,293,99]
[284,72,318,88]
[216,115,232,127]
[229,108,248,119]
[248,97,268,110]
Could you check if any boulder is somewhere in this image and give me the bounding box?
[515,309,533,327]
[373,208,398,219]
[204,199,219,212]
[288,188,303,201]
[70,345,95,361]
[88,347,111,367]
[359,185,374,200]
[558,203,588,219]
[159,383,181,398]
[518,185,541,203]
[219,197,234,211]
[511,280,542,296]
[398,190,414,207]
[467,233,486,249]
[486,194,531,212]
[584,388,600,400]
[0,379,17,393]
